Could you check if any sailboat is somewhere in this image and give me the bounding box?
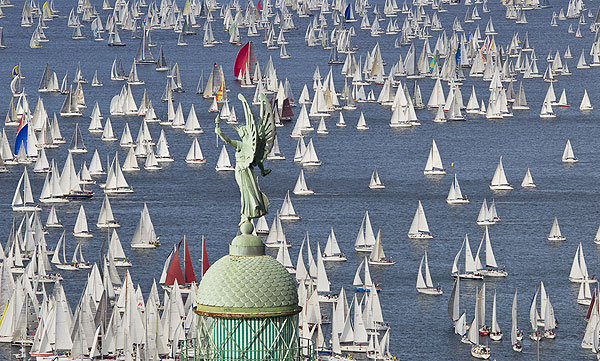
[416,250,442,295]
[521,168,536,188]
[255,216,269,235]
[108,229,131,267]
[407,201,432,239]
[73,205,92,238]
[593,225,600,244]
[267,135,285,160]
[97,195,119,228]
[568,242,595,283]
[265,211,291,248]
[316,117,328,135]
[355,211,377,252]
[489,156,512,190]
[446,174,469,204]
[12,167,41,211]
[276,239,295,273]
[511,289,523,351]
[280,190,300,220]
[369,168,385,189]
[368,229,394,265]
[131,203,160,248]
[577,277,593,305]
[540,99,556,118]
[323,227,346,261]
[469,291,491,359]
[185,137,206,164]
[68,123,87,154]
[300,139,322,166]
[91,71,103,87]
[73,242,91,269]
[448,277,462,326]
[336,112,347,127]
[489,290,502,341]
[476,198,497,225]
[356,112,368,130]
[353,257,380,292]
[548,217,566,241]
[215,145,234,171]
[580,89,593,111]
[529,288,542,341]
[51,231,78,270]
[293,169,314,195]
[423,139,445,175]
[46,205,62,228]
[562,139,578,163]
[452,234,484,279]
[480,226,507,277]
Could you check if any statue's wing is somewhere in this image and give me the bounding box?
[238,94,257,168]
[256,95,276,163]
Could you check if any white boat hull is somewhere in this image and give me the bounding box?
[454,272,484,280]
[97,219,121,229]
[368,259,396,266]
[339,344,369,353]
[322,255,347,262]
[186,159,207,164]
[484,269,508,277]
[104,188,134,194]
[470,345,491,359]
[55,264,78,270]
[12,205,42,212]
[548,236,566,241]
[446,198,469,204]
[490,332,503,341]
[293,190,314,195]
[301,161,322,167]
[424,170,446,175]
[73,232,93,238]
[40,198,69,204]
[489,184,513,191]
[114,259,132,267]
[416,287,443,295]
[131,244,157,249]
[407,232,433,239]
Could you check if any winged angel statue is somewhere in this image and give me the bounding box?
[215,94,275,225]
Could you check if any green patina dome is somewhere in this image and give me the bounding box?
[195,232,300,318]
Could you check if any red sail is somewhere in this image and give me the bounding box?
[234,42,250,78]
[201,236,210,276]
[165,243,185,286]
[183,236,196,284]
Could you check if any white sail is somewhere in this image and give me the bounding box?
[215,145,234,171]
[490,156,512,190]
[521,168,536,188]
[408,200,431,238]
[424,139,445,175]
[548,217,564,240]
[73,205,91,236]
[562,139,578,162]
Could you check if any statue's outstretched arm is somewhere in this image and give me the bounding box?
[215,116,238,147]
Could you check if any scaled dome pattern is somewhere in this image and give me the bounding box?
[196,254,298,311]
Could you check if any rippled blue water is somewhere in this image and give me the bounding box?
[1,0,600,359]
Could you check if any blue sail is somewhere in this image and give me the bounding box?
[15,123,28,155]
[345,4,352,20]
